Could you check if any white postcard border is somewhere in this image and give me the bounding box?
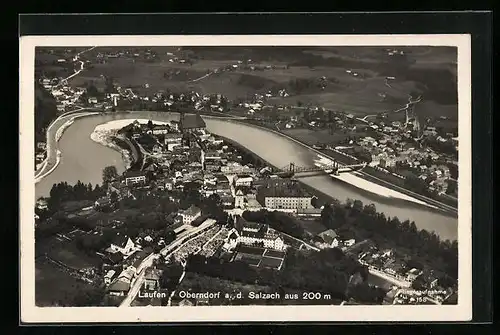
[20,34,472,323]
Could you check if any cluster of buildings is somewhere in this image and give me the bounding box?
[223,217,286,252]
[354,131,454,194]
[313,228,356,250]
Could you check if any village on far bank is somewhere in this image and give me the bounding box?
[35,112,458,308]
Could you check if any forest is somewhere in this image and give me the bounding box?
[185,247,387,304]
[320,200,458,281]
[35,82,58,144]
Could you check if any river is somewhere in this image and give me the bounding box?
[35,111,457,241]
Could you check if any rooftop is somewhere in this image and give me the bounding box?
[124,170,147,178]
[259,184,311,198]
[107,279,130,293]
[112,234,130,248]
[181,113,206,130]
[181,205,201,216]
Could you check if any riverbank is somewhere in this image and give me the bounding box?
[90,119,173,171]
[35,112,100,184]
[36,110,455,215]
[236,118,457,214]
[90,131,133,170]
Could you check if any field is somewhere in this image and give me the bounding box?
[281,128,360,146]
[35,259,95,306]
[36,228,102,270]
[36,45,458,120]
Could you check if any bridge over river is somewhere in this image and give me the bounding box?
[274,161,367,178]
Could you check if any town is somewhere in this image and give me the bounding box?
[34,46,458,307]
[35,111,457,307]
[35,47,458,207]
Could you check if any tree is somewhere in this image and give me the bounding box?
[110,191,118,203]
[102,166,119,185]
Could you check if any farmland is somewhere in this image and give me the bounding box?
[35,45,458,121]
[35,259,98,306]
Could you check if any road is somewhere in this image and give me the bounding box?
[56,46,97,87]
[35,46,97,180]
[119,219,217,307]
[189,71,213,83]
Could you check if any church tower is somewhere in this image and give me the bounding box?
[235,189,245,208]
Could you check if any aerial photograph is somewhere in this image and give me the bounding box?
[33,45,459,308]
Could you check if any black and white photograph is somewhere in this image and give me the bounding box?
[20,34,472,323]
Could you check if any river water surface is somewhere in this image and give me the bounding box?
[35,111,458,241]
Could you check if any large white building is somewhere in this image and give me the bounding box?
[228,217,286,251]
[264,196,312,210]
[257,180,313,210]
[234,175,253,187]
[124,171,147,186]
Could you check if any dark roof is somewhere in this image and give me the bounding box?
[318,229,338,244]
[259,183,311,198]
[235,217,268,238]
[216,175,229,183]
[181,113,206,130]
[182,205,201,216]
[105,252,123,264]
[112,234,130,248]
[107,279,130,292]
[190,215,208,226]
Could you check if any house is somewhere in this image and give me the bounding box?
[152,124,170,135]
[124,170,147,186]
[258,182,313,210]
[231,217,286,251]
[165,178,175,191]
[94,197,112,209]
[180,113,206,134]
[179,205,202,225]
[104,269,116,285]
[317,229,340,248]
[220,195,235,208]
[143,268,162,291]
[164,133,183,150]
[234,189,245,208]
[107,278,130,296]
[406,268,422,282]
[103,252,123,266]
[296,208,322,217]
[234,175,253,187]
[344,238,356,247]
[170,120,180,131]
[108,234,135,255]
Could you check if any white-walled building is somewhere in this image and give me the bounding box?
[179,205,202,225]
[229,217,286,251]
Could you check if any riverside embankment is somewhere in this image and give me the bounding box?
[34,111,458,241]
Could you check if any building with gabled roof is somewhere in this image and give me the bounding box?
[180,113,206,134]
[179,205,202,225]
